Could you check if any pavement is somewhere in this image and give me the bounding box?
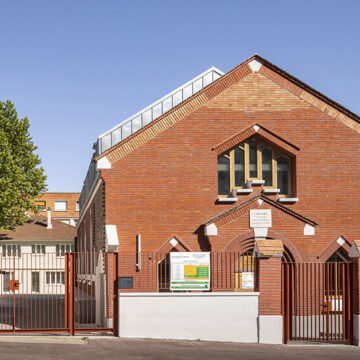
[0,336,359,359]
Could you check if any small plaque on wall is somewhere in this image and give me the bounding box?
[250,209,272,228]
[118,277,133,289]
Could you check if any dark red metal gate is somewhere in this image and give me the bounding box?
[0,252,117,335]
[282,262,353,344]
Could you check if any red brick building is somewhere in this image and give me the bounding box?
[77,56,360,344]
[35,192,80,226]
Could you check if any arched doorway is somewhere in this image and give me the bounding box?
[282,249,353,344]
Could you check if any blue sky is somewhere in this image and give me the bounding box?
[0,0,359,192]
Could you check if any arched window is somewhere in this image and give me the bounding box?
[158,250,178,292]
[326,250,348,297]
[217,137,292,196]
[234,251,255,291]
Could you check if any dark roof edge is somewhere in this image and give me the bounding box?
[253,54,360,125]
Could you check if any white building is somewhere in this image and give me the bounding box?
[0,214,75,295]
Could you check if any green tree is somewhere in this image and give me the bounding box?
[0,100,47,230]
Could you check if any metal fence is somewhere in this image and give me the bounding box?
[282,262,353,344]
[0,252,117,335]
[117,251,257,292]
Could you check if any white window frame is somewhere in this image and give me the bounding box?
[56,244,74,257]
[32,244,46,254]
[46,271,65,285]
[2,245,21,257]
[54,201,68,212]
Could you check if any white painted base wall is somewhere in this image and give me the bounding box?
[119,292,259,343]
[354,315,360,346]
[258,315,283,344]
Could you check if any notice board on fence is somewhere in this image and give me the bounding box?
[170,252,210,291]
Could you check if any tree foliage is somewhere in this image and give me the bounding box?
[0,100,47,230]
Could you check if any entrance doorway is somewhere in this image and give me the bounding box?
[282,261,353,344]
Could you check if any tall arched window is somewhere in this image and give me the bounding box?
[217,137,292,196]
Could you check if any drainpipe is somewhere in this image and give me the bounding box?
[47,207,52,229]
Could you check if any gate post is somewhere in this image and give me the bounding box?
[254,239,284,344]
[349,240,360,346]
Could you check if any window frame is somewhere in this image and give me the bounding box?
[46,271,65,285]
[36,200,46,212]
[32,244,46,254]
[2,245,21,258]
[56,244,74,257]
[218,137,292,197]
[54,200,68,212]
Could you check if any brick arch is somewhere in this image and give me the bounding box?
[224,230,255,252]
[318,236,351,263]
[224,229,302,263]
[156,235,191,258]
[267,230,303,263]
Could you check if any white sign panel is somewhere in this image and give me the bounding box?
[250,209,272,228]
[241,272,254,289]
[170,252,210,291]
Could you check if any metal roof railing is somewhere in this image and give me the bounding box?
[96,66,223,155]
[80,66,224,210]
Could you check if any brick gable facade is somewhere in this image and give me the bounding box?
[80,60,359,257]
[79,56,360,259]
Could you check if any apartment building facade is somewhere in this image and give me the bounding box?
[0,215,75,296]
[35,192,80,227]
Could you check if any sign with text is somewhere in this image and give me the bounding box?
[241,272,255,289]
[250,209,272,228]
[170,252,210,291]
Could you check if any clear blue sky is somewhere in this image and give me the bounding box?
[0,0,359,192]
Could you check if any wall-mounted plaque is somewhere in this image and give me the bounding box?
[250,209,272,228]
[118,277,133,289]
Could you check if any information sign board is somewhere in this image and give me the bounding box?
[170,252,210,291]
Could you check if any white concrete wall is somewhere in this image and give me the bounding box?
[258,315,282,344]
[354,314,360,346]
[119,292,259,343]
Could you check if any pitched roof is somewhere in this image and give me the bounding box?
[96,54,360,165]
[202,194,318,228]
[0,216,76,242]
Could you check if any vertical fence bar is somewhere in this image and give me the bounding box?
[294,263,298,340]
[69,253,75,336]
[113,253,119,336]
[346,263,352,344]
[65,253,69,330]
[310,263,313,340]
[281,264,286,344]
[342,263,345,341]
[12,254,15,332]
[326,262,330,342]
[286,264,290,342]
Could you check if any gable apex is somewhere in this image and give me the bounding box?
[212,123,300,156]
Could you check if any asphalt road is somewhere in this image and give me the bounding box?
[0,337,359,360]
